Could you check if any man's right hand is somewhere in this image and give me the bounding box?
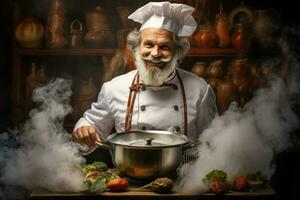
[72,125,101,147]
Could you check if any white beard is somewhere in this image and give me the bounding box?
[135,51,178,86]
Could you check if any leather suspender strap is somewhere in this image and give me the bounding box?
[125,74,139,131]
[124,70,188,135]
[176,70,188,135]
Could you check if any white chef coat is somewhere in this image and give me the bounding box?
[74,68,218,144]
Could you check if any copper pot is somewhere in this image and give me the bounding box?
[216,13,231,47]
[207,60,223,78]
[194,25,218,48]
[84,6,115,47]
[46,0,67,48]
[217,79,237,114]
[232,23,249,49]
[228,58,248,78]
[191,62,207,78]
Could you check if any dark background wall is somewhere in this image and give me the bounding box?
[0,0,12,131]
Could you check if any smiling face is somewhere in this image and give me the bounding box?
[135,28,178,86]
[139,28,175,69]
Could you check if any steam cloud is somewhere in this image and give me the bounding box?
[0,79,86,199]
[174,47,300,193]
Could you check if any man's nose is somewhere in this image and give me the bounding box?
[151,46,161,58]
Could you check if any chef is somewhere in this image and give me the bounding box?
[72,1,218,152]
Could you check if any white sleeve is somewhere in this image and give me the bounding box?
[73,82,114,140]
[197,85,218,133]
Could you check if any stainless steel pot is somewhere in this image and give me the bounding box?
[96,130,198,180]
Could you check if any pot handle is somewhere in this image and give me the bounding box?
[95,141,112,151]
[183,140,201,152]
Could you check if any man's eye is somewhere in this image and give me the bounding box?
[144,43,154,48]
[160,45,171,50]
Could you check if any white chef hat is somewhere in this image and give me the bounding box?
[128,1,197,37]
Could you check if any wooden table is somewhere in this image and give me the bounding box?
[30,187,277,200]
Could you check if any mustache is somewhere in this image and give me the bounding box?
[141,54,172,63]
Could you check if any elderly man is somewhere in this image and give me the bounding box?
[73,1,218,152]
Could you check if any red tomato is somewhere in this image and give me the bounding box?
[233,176,249,191]
[107,178,129,192]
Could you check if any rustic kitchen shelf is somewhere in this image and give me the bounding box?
[16,48,245,57]
[16,48,118,56]
[188,48,244,57]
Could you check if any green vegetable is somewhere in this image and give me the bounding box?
[80,162,119,193]
[97,171,120,183]
[247,171,267,183]
[247,171,267,191]
[202,169,228,183]
[81,161,108,174]
[105,172,120,183]
[248,180,264,191]
[84,176,107,193]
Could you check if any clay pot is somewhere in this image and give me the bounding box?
[231,77,250,106]
[46,0,67,48]
[216,13,231,47]
[217,79,237,114]
[253,9,279,49]
[232,23,249,49]
[228,59,248,78]
[84,6,115,47]
[15,18,45,49]
[191,62,207,78]
[249,65,261,91]
[207,78,220,92]
[207,60,223,78]
[84,30,114,47]
[194,25,218,48]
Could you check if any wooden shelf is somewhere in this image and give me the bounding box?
[16,48,118,56]
[16,47,245,57]
[188,48,244,57]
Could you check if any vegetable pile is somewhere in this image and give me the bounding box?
[203,170,268,195]
[202,169,229,194]
[81,161,129,193]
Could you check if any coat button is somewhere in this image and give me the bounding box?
[175,126,181,132]
[173,105,179,111]
[140,105,146,111]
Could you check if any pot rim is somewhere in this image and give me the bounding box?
[106,130,190,149]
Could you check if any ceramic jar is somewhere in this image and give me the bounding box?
[217,78,237,114]
[15,18,45,49]
[84,6,115,47]
[207,60,223,92]
[231,23,249,49]
[191,62,207,78]
[194,25,218,48]
[227,59,250,106]
[46,0,67,48]
[216,13,231,47]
